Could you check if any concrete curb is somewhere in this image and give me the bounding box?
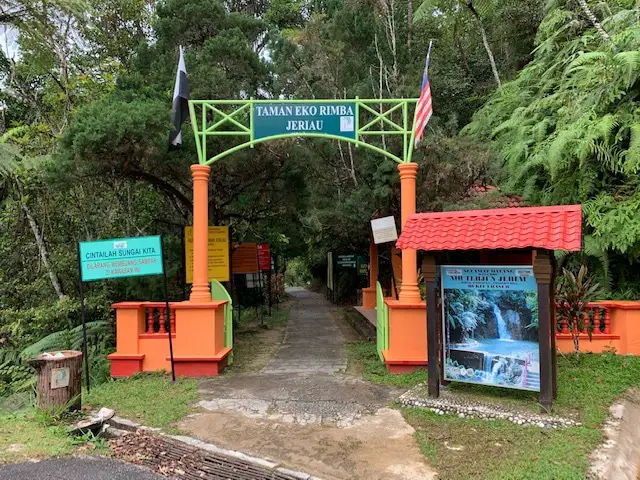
[106,416,324,480]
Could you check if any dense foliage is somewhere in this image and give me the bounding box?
[464,0,640,293]
[1,0,639,394]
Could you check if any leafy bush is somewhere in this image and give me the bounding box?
[555,266,602,354]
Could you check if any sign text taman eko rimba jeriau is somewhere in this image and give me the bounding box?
[252,102,356,141]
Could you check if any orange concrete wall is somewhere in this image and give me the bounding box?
[556,301,640,355]
[384,300,427,363]
[113,303,146,354]
[555,336,620,354]
[109,300,230,377]
[139,336,173,371]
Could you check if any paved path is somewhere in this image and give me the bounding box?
[180,288,436,480]
[261,288,348,374]
[195,287,394,425]
[0,457,161,480]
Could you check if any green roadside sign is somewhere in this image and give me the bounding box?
[253,102,356,141]
[357,255,369,276]
[79,236,164,282]
[337,254,356,269]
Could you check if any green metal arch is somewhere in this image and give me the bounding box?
[203,133,403,165]
[189,98,420,166]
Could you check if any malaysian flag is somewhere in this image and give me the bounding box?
[169,46,190,150]
[414,41,433,147]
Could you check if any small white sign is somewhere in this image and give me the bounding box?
[340,116,354,132]
[371,216,398,244]
[51,367,70,389]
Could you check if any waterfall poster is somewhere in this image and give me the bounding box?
[441,266,540,392]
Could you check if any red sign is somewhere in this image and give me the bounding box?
[257,244,271,272]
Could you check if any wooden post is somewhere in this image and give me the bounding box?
[422,255,439,398]
[534,250,554,411]
[550,254,557,399]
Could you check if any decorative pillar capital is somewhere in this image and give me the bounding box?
[398,162,418,180]
[191,164,211,180]
[533,250,553,284]
[421,255,437,283]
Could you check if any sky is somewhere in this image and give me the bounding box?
[1,25,18,59]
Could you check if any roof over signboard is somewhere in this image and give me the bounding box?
[396,205,582,252]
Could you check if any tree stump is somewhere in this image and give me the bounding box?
[28,350,83,411]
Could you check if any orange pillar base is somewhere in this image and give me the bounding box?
[362,287,377,309]
[382,299,427,374]
[171,301,231,377]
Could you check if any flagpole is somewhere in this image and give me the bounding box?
[406,39,433,164]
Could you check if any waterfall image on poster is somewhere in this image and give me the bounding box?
[441,266,539,392]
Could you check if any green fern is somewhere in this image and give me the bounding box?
[20,321,109,359]
[463,0,640,258]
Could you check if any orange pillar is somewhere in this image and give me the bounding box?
[397,163,421,304]
[190,165,212,302]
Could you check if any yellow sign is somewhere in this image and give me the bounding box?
[185,226,230,283]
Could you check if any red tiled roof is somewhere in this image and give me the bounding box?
[396,205,582,252]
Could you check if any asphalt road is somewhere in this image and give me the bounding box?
[0,457,163,480]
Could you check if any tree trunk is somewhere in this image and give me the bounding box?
[21,201,66,300]
[577,0,610,42]
[407,0,413,50]
[465,1,501,88]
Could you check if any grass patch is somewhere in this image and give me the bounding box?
[0,411,76,463]
[350,341,640,478]
[0,409,110,464]
[84,373,197,429]
[405,408,598,480]
[445,351,640,425]
[347,341,426,387]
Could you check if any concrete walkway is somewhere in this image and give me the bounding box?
[261,288,348,375]
[180,288,435,480]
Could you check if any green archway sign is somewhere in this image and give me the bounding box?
[188,98,419,165]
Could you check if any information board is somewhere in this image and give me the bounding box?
[371,216,398,244]
[232,243,259,274]
[184,226,230,283]
[441,265,539,392]
[253,102,356,141]
[79,236,163,281]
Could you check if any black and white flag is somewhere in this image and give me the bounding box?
[169,46,190,150]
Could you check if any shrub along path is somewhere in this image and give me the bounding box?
[180,288,435,480]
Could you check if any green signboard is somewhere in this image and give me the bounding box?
[253,102,356,141]
[337,254,356,269]
[79,236,163,282]
[357,255,369,276]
